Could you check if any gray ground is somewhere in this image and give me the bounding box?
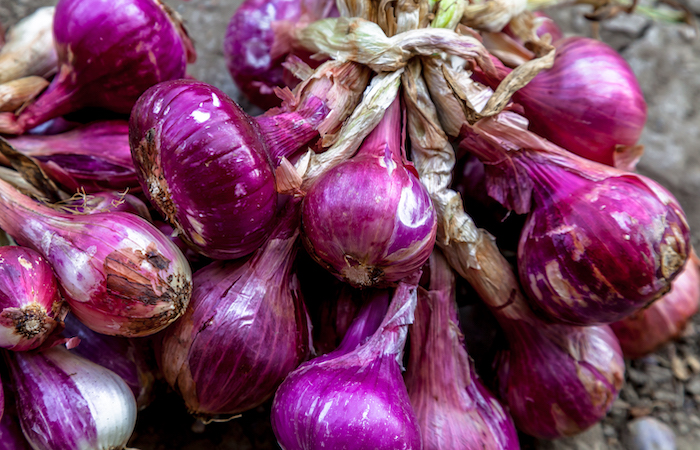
[2,1,700,449]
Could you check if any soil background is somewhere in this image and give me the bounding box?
[2,1,700,449]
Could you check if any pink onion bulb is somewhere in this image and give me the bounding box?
[0,246,66,351]
[0,178,192,337]
[405,251,519,449]
[0,0,194,135]
[477,37,647,166]
[460,113,690,325]
[130,79,326,260]
[160,199,311,417]
[271,282,422,449]
[611,258,700,359]
[301,97,437,288]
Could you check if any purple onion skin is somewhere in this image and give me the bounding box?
[611,259,700,359]
[271,281,421,450]
[223,0,335,109]
[0,246,65,351]
[460,114,690,325]
[160,199,311,416]
[0,377,31,450]
[5,121,137,193]
[406,252,518,450]
[0,178,192,337]
[497,320,624,439]
[479,37,646,166]
[6,345,137,450]
[7,0,190,134]
[63,314,156,410]
[131,79,325,260]
[503,12,563,46]
[302,98,437,288]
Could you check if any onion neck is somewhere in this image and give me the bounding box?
[256,95,329,163]
[332,289,390,357]
[15,65,83,134]
[0,178,60,244]
[355,95,403,160]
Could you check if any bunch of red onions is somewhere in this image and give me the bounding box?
[0,1,696,449]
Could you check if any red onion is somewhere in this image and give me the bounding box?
[0,178,192,337]
[223,0,336,109]
[406,251,519,449]
[160,199,310,417]
[130,79,327,259]
[611,259,700,359]
[0,7,57,85]
[477,37,647,166]
[271,280,422,449]
[452,226,624,439]
[460,113,690,325]
[63,314,156,410]
[6,345,137,450]
[503,11,564,45]
[4,121,136,193]
[302,97,437,288]
[0,246,66,351]
[0,0,194,135]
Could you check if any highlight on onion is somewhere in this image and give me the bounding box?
[0,177,192,337]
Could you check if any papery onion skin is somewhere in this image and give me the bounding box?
[0,7,57,85]
[5,121,137,193]
[497,320,624,439]
[611,259,700,359]
[0,178,192,337]
[6,345,137,450]
[460,113,690,325]
[5,0,191,134]
[271,280,421,450]
[301,98,437,288]
[478,37,647,166]
[223,0,335,109]
[406,251,519,450]
[131,79,310,260]
[63,314,156,410]
[0,246,66,351]
[160,199,310,416]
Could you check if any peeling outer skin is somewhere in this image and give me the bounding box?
[462,0,527,32]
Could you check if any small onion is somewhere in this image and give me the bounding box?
[160,199,310,417]
[460,112,690,325]
[0,246,66,351]
[6,345,137,450]
[130,79,326,259]
[0,7,57,85]
[477,37,647,166]
[63,314,156,410]
[271,280,422,449]
[0,0,194,135]
[406,251,519,450]
[0,177,192,337]
[302,97,437,287]
[611,259,700,359]
[223,0,336,109]
[4,121,137,193]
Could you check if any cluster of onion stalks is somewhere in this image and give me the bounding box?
[0,0,695,448]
